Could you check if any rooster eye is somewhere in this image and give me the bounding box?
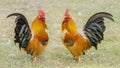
[64,17,70,22]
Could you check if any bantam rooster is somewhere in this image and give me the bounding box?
[61,9,114,61]
[7,9,49,63]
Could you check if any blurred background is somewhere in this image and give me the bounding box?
[0,0,120,68]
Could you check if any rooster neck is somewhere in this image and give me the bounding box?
[62,17,78,35]
[31,16,47,36]
[32,16,47,28]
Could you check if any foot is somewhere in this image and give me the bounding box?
[73,57,79,62]
[33,57,38,63]
[73,57,84,62]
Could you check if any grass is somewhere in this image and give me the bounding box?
[0,0,120,68]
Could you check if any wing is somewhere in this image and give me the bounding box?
[7,13,32,49]
[84,12,114,49]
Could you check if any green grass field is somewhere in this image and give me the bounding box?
[0,0,120,68]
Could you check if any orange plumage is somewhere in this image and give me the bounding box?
[7,9,49,63]
[61,9,114,61]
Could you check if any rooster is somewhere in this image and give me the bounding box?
[61,9,114,61]
[7,9,49,63]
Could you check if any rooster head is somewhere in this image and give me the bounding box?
[63,9,70,22]
[38,9,45,22]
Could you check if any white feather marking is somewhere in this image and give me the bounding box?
[78,29,87,39]
[45,29,48,33]
[61,29,68,39]
[30,31,34,41]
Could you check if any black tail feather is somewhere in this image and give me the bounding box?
[84,12,114,49]
[85,12,114,28]
[7,13,31,49]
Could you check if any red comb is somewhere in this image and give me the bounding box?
[65,9,69,16]
[38,9,45,16]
